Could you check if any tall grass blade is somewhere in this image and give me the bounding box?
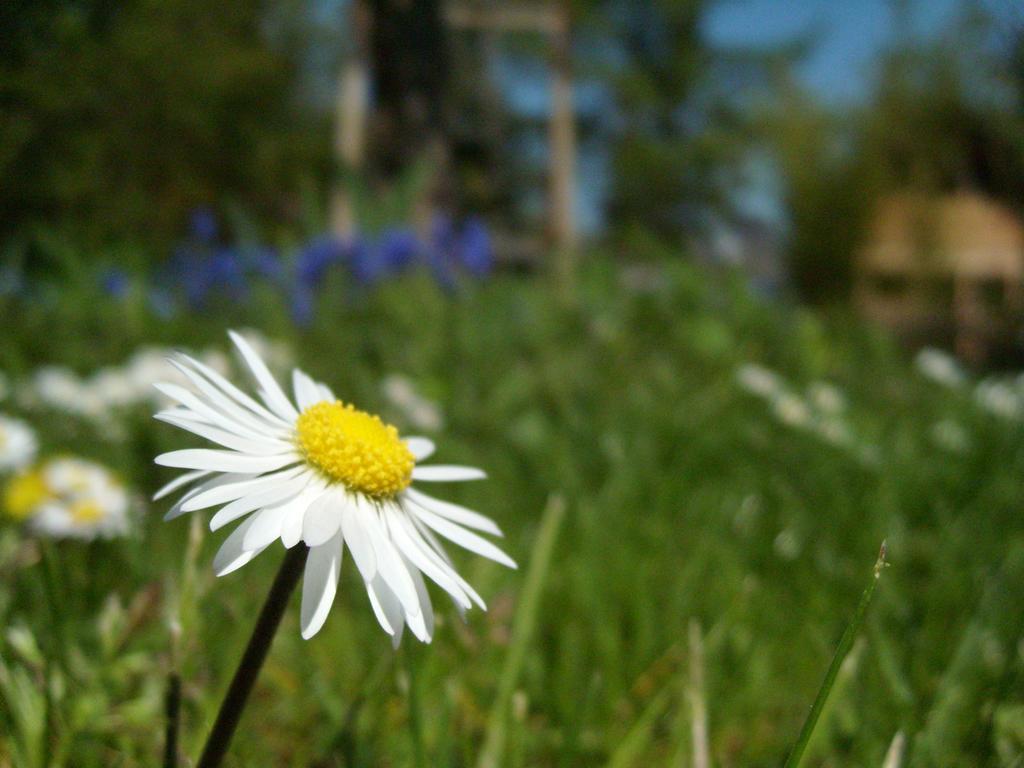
[605,688,673,768]
[783,541,887,768]
[476,494,566,768]
[688,619,710,768]
[882,731,906,768]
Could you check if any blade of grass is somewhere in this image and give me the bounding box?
[475,494,566,768]
[783,541,888,768]
[606,687,674,768]
[882,731,906,768]
[688,619,710,768]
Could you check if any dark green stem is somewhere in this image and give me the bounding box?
[196,546,307,768]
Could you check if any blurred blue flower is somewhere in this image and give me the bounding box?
[190,207,219,243]
[296,236,346,287]
[165,242,248,308]
[348,237,385,285]
[100,269,130,299]
[207,248,247,298]
[290,284,315,327]
[247,245,284,282]
[457,217,494,277]
[378,228,420,272]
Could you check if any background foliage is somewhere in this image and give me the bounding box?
[1,258,1023,765]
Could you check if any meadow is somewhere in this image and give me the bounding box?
[1,254,1023,767]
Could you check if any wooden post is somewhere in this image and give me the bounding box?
[548,2,577,282]
[331,0,371,238]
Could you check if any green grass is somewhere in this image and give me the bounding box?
[1,256,1024,766]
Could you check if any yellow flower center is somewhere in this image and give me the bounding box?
[295,401,414,498]
[4,470,50,521]
[70,500,104,524]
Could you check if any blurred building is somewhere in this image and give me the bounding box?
[855,191,1024,362]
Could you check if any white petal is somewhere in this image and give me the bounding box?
[167,359,290,438]
[181,467,305,512]
[405,559,434,640]
[404,437,435,461]
[242,503,293,551]
[301,531,343,639]
[163,473,251,521]
[292,369,326,411]
[362,505,422,622]
[209,475,310,531]
[318,384,335,402]
[213,515,267,576]
[341,498,376,582]
[153,470,209,501]
[404,488,502,536]
[154,381,283,442]
[155,448,298,474]
[412,465,487,482]
[385,509,472,609]
[365,575,402,640]
[155,412,291,455]
[176,353,291,428]
[414,508,516,569]
[278,485,324,548]
[409,516,488,610]
[302,490,344,547]
[229,331,300,421]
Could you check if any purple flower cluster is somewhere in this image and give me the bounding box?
[290,214,494,324]
[121,208,496,325]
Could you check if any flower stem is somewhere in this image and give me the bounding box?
[163,672,181,768]
[196,546,308,768]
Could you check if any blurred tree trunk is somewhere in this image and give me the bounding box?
[331,0,371,237]
[549,1,578,281]
[368,0,450,180]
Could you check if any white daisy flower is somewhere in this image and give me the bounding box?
[382,374,445,432]
[154,332,515,643]
[771,392,812,428]
[807,382,846,415]
[915,348,965,388]
[0,415,38,472]
[975,379,1022,421]
[29,366,85,412]
[736,364,783,399]
[3,457,131,540]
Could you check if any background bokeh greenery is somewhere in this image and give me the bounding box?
[3,0,1024,765]
[2,259,1023,766]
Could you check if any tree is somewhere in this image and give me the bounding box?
[582,0,792,247]
[0,0,329,248]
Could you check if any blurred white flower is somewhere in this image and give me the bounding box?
[773,528,802,560]
[382,374,445,432]
[807,382,846,415]
[30,366,85,411]
[736,364,783,399]
[154,331,512,642]
[88,367,139,410]
[815,418,853,447]
[915,348,965,388]
[3,456,130,540]
[126,347,178,396]
[0,415,37,472]
[771,393,812,428]
[931,419,970,453]
[975,380,1022,420]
